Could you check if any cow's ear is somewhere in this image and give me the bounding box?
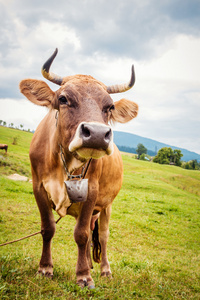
[111,99,138,123]
[19,79,55,107]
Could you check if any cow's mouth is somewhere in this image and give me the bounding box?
[75,147,112,160]
[69,122,114,159]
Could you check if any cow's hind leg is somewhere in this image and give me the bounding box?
[99,205,112,277]
[34,183,56,278]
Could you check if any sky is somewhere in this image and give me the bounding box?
[0,0,200,154]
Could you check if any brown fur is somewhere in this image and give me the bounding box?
[0,144,8,153]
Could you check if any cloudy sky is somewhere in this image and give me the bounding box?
[0,0,200,154]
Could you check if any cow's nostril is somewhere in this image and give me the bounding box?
[105,128,112,141]
[81,124,90,138]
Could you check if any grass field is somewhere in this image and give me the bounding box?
[0,126,200,299]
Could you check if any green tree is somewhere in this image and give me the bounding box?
[139,153,150,161]
[136,143,147,159]
[3,121,6,126]
[153,147,183,166]
[184,162,191,169]
[184,159,199,170]
[12,136,18,145]
[0,120,3,125]
[173,149,183,166]
[153,147,173,164]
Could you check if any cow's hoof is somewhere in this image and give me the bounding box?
[101,271,112,278]
[37,266,53,279]
[77,279,95,289]
[87,281,95,289]
[77,279,87,289]
[37,270,54,279]
[44,272,53,279]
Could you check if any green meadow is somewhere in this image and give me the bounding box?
[0,126,200,299]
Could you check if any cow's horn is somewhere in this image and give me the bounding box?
[41,48,63,85]
[106,65,135,94]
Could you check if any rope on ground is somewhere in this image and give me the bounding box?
[0,216,62,247]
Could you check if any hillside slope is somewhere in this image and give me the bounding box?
[114,131,200,162]
[0,126,32,177]
[0,126,200,298]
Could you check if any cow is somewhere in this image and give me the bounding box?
[19,48,138,289]
[0,144,8,153]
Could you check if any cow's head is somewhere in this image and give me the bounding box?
[20,49,138,160]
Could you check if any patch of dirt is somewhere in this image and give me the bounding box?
[7,173,28,182]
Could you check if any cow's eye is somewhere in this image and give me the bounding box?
[109,105,115,112]
[103,104,115,114]
[59,96,68,105]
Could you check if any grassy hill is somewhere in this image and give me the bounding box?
[0,126,32,177]
[0,126,200,299]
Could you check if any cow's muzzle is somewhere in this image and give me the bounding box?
[69,122,114,159]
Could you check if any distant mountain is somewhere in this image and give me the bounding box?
[113,131,200,162]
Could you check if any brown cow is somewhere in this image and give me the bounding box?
[0,144,8,153]
[19,49,138,289]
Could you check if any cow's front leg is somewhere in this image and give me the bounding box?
[74,185,97,289]
[86,231,93,270]
[33,183,56,278]
[99,205,112,277]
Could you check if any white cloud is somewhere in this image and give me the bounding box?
[0,0,200,155]
[113,34,200,153]
[0,99,48,130]
[32,21,81,52]
[139,34,200,83]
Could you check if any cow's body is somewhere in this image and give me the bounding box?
[20,49,138,288]
[0,144,8,153]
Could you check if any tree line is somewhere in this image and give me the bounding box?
[118,143,200,170]
[0,120,32,132]
[153,147,200,170]
[117,144,156,157]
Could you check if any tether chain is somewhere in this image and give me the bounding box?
[59,144,92,180]
[59,145,86,180]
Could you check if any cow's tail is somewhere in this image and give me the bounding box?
[92,219,101,263]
